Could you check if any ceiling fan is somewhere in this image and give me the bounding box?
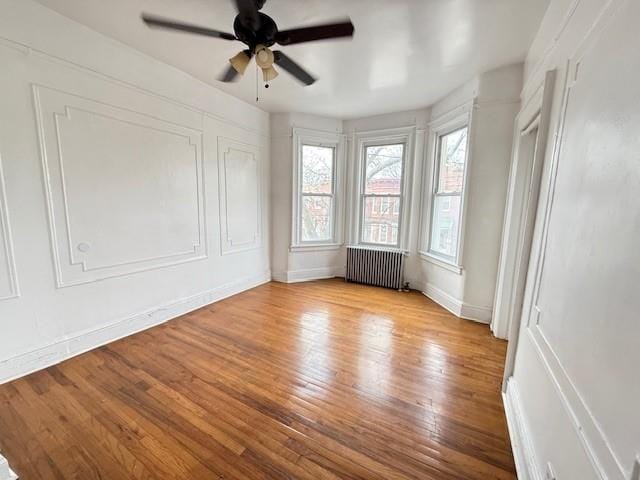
[142,0,355,87]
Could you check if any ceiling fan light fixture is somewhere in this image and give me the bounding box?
[229,51,251,74]
[262,66,279,82]
[255,44,275,69]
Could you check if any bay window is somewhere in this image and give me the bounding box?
[428,126,469,263]
[292,129,344,248]
[360,143,405,247]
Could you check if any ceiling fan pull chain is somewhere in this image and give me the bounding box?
[255,60,259,102]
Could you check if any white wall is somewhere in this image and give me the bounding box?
[504,0,640,478]
[344,108,431,284]
[270,108,431,284]
[270,112,345,283]
[416,65,522,323]
[0,0,270,383]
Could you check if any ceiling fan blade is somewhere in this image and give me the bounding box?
[273,51,316,86]
[233,0,261,30]
[275,19,354,45]
[220,49,253,82]
[142,14,236,40]
[218,65,240,82]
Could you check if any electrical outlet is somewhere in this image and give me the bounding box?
[545,462,557,480]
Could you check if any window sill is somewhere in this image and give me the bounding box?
[290,244,343,253]
[419,251,463,275]
[350,244,409,254]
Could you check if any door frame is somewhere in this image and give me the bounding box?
[492,70,556,390]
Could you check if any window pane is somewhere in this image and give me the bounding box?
[430,195,461,257]
[301,196,332,242]
[362,196,400,245]
[302,145,334,194]
[437,128,467,193]
[365,144,404,195]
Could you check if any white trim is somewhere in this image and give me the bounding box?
[493,69,556,343]
[422,283,491,323]
[418,251,463,275]
[503,378,543,480]
[291,128,346,249]
[459,304,492,324]
[0,34,268,138]
[272,266,344,284]
[507,2,630,478]
[350,126,416,250]
[528,324,625,479]
[419,103,473,266]
[32,84,209,287]
[217,137,263,255]
[0,271,271,384]
[521,0,581,102]
[0,151,20,301]
[0,454,17,480]
[289,244,342,253]
[414,282,492,325]
[422,284,462,317]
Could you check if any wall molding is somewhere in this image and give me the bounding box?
[217,137,262,255]
[272,266,344,284]
[513,1,629,476]
[503,378,542,480]
[33,84,208,287]
[421,283,491,324]
[0,35,268,138]
[0,153,19,301]
[0,271,271,385]
[528,324,625,479]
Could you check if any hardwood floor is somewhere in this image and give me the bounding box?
[0,280,515,479]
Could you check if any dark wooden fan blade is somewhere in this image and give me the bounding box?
[233,0,261,30]
[218,65,240,82]
[273,51,316,86]
[276,20,354,45]
[142,14,236,40]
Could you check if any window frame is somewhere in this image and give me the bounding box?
[350,127,415,251]
[291,128,346,250]
[419,106,472,271]
[359,141,406,248]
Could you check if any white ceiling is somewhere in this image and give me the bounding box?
[34,0,549,118]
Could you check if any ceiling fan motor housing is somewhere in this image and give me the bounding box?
[233,12,278,51]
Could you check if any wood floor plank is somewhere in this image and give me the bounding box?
[0,279,515,479]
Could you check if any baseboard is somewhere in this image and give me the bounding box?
[459,303,492,324]
[421,283,492,324]
[503,378,542,480]
[422,283,463,316]
[0,454,17,480]
[0,271,271,385]
[272,266,344,284]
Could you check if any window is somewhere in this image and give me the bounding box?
[360,143,405,247]
[299,144,335,243]
[428,126,468,262]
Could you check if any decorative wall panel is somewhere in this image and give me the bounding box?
[217,137,261,255]
[0,155,18,300]
[33,86,207,287]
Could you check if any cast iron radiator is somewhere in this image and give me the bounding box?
[345,246,405,290]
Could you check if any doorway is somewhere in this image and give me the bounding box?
[493,71,556,389]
